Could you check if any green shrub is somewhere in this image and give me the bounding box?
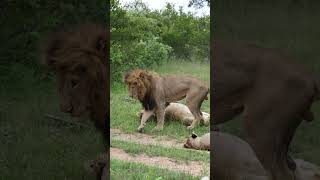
[111,37,172,82]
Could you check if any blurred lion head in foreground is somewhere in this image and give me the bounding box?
[41,23,109,132]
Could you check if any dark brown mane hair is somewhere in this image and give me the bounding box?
[41,23,109,145]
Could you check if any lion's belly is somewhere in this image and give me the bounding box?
[165,93,186,102]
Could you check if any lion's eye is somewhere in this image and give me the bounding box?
[133,82,137,86]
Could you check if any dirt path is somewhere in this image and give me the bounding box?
[110,129,210,176]
[110,147,209,177]
[111,128,209,154]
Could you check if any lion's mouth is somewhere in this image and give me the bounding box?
[183,143,191,148]
[69,106,83,117]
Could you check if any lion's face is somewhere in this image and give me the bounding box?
[42,23,108,124]
[126,79,140,99]
[123,70,150,101]
[184,133,200,149]
[55,59,100,117]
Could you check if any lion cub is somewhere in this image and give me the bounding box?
[184,132,210,151]
[124,69,209,132]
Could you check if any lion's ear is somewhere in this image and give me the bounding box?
[191,132,198,139]
[123,71,131,83]
[93,25,108,62]
[139,71,147,79]
[42,33,64,68]
[95,34,107,58]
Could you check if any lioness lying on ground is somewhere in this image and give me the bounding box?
[137,102,210,127]
[212,131,320,180]
[184,132,210,151]
[124,69,209,132]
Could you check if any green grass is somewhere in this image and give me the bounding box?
[111,140,210,163]
[111,159,198,180]
[111,60,210,141]
[0,65,103,180]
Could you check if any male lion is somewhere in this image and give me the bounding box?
[124,69,209,131]
[213,40,320,180]
[42,23,109,180]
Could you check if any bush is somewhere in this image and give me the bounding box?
[110,0,209,84]
[111,37,172,82]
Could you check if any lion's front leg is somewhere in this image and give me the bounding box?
[153,105,165,131]
[137,109,154,132]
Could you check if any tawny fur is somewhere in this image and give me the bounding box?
[42,23,109,140]
[184,132,210,151]
[212,131,320,180]
[124,69,209,132]
[137,102,210,126]
[42,23,109,180]
[213,40,320,179]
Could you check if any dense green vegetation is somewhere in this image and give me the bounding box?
[110,0,209,82]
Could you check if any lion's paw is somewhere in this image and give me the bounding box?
[187,125,195,130]
[152,126,163,132]
[137,126,145,133]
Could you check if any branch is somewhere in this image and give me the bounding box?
[44,113,92,128]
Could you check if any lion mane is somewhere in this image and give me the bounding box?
[41,23,109,143]
[124,69,158,110]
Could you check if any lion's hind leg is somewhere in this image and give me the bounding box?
[186,88,208,129]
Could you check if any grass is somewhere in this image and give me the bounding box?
[111,60,210,141]
[110,159,198,180]
[111,140,210,163]
[0,65,104,180]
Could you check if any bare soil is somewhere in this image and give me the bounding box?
[110,129,210,177]
[110,147,209,177]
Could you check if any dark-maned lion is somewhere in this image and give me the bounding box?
[41,23,109,180]
[213,40,320,180]
[124,69,209,132]
[42,23,109,141]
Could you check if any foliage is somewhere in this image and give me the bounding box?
[111,0,209,83]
